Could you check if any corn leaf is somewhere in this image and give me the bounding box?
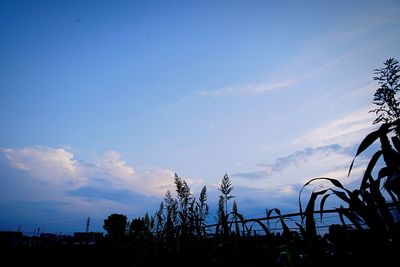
[319,193,332,221]
[392,136,400,152]
[348,125,388,176]
[338,207,363,230]
[361,150,383,191]
[330,189,351,204]
[250,219,270,236]
[299,177,349,220]
[305,189,328,239]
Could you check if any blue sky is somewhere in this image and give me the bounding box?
[0,0,399,234]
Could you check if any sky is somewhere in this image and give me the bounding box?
[0,0,399,234]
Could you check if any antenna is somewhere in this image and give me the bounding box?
[86,217,90,232]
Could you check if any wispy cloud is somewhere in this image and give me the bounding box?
[294,108,376,148]
[198,80,296,97]
[198,3,399,99]
[100,95,193,134]
[198,56,343,97]
[338,4,400,40]
[233,143,368,196]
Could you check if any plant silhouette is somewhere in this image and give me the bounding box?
[4,59,400,267]
[103,213,128,240]
[371,58,400,125]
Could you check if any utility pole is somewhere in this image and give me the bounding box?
[86,217,90,233]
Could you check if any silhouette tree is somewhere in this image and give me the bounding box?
[370,58,400,125]
[103,213,128,239]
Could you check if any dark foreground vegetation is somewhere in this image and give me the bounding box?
[2,58,400,266]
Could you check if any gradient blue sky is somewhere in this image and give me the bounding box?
[1,0,399,234]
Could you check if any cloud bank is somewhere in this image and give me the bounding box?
[2,147,181,198]
[233,143,369,197]
[0,146,206,226]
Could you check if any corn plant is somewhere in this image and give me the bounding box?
[266,208,292,238]
[300,120,400,241]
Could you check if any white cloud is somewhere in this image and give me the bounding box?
[2,146,85,188]
[277,185,296,195]
[198,80,296,97]
[0,146,209,223]
[198,54,343,97]
[294,108,377,148]
[234,144,367,196]
[96,150,135,182]
[0,146,199,198]
[129,168,176,196]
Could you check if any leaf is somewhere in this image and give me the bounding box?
[380,132,400,169]
[369,178,395,230]
[348,125,388,176]
[337,207,363,230]
[305,189,328,239]
[267,208,281,218]
[337,207,347,226]
[278,217,290,236]
[266,208,289,236]
[361,150,383,191]
[250,219,270,236]
[378,167,393,180]
[228,211,247,236]
[299,177,348,220]
[295,222,306,239]
[391,136,400,152]
[330,189,351,204]
[319,193,332,221]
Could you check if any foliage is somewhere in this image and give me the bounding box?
[299,122,400,245]
[219,173,235,213]
[164,190,178,237]
[370,58,400,125]
[174,173,194,236]
[103,213,128,239]
[154,202,164,235]
[195,185,209,236]
[216,174,237,237]
[94,58,400,267]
